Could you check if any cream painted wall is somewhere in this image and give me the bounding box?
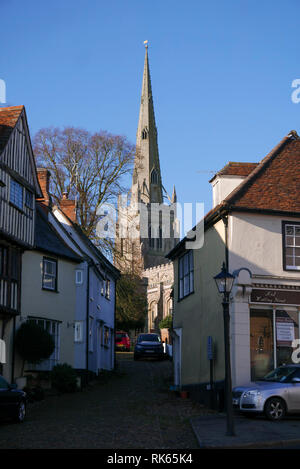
[173,219,227,387]
[16,250,77,377]
[212,176,245,208]
[174,211,300,389]
[229,213,300,278]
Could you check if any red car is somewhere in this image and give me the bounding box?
[115,331,131,351]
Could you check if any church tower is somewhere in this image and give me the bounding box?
[115,44,179,329]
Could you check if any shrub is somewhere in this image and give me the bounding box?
[15,321,55,375]
[158,314,172,330]
[51,363,78,393]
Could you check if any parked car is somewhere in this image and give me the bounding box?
[115,331,131,352]
[232,364,300,421]
[0,375,27,423]
[134,333,164,361]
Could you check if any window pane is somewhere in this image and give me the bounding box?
[25,190,33,209]
[190,271,194,292]
[184,254,189,275]
[44,260,56,275]
[184,275,189,296]
[296,227,300,236]
[189,250,194,270]
[10,180,23,210]
[286,256,295,266]
[286,236,294,246]
[43,274,55,290]
[286,225,294,235]
[179,258,184,279]
[295,237,300,247]
[179,279,183,299]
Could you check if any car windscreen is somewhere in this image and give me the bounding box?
[116,334,126,340]
[138,334,160,342]
[260,366,297,383]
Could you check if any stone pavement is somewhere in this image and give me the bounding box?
[190,413,300,449]
[0,353,214,449]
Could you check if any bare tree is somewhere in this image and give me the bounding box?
[33,127,138,254]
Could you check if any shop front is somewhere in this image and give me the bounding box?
[250,286,300,381]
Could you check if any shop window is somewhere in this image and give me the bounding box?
[250,308,300,381]
[283,222,300,271]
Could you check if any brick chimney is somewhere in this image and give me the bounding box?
[37,168,52,209]
[60,192,77,223]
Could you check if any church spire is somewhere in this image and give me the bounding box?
[132,43,163,205]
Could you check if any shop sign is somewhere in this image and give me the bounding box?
[251,288,300,305]
[276,317,295,347]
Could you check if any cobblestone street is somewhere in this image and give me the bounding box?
[0,354,212,449]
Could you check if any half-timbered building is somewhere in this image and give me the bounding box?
[0,106,42,381]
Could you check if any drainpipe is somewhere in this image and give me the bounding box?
[11,317,16,383]
[86,263,90,384]
[222,215,229,271]
[113,277,117,370]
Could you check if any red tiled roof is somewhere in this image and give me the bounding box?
[225,131,300,212]
[0,106,24,153]
[167,131,300,259]
[209,162,258,182]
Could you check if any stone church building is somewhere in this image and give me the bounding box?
[115,45,179,332]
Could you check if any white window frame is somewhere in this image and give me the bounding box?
[75,269,83,285]
[105,279,110,299]
[27,318,60,370]
[74,321,83,342]
[89,316,94,352]
[42,258,57,291]
[178,250,194,300]
[284,223,300,271]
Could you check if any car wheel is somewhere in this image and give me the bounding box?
[264,397,286,421]
[15,400,26,423]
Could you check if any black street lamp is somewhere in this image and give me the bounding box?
[214,262,235,437]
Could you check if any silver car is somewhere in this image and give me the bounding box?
[232,364,300,421]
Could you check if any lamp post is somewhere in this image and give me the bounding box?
[214,262,235,437]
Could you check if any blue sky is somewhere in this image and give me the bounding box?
[1,0,300,224]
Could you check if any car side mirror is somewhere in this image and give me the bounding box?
[291,377,300,384]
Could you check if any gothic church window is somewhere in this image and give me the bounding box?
[151,169,158,185]
[142,128,148,140]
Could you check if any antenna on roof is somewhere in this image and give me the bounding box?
[196,170,217,174]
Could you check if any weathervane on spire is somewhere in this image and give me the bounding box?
[144,40,148,49]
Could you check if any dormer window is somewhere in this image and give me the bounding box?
[142,128,148,140]
[151,169,158,185]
